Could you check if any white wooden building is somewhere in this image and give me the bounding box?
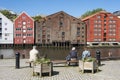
[0,12,13,44]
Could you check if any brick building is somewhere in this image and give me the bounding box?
[82,11,120,46]
[14,12,34,45]
[35,11,86,46]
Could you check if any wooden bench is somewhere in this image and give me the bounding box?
[67,60,78,66]
[51,60,78,66]
[26,61,33,67]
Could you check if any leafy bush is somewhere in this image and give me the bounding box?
[34,58,50,64]
[82,58,96,62]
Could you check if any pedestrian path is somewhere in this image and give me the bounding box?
[0,59,120,80]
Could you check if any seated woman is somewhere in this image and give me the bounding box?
[82,47,91,60]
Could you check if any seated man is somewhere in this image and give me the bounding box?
[66,47,78,61]
[82,47,91,60]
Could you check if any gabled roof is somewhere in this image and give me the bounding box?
[46,11,80,20]
[14,11,34,22]
[82,11,110,21]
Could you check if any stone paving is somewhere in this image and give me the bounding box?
[0,59,120,80]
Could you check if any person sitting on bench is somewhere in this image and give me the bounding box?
[66,47,78,61]
[82,47,91,60]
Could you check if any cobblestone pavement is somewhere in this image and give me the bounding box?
[0,59,120,80]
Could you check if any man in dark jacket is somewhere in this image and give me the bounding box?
[66,47,77,61]
[70,47,77,59]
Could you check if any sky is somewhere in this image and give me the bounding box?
[0,0,120,17]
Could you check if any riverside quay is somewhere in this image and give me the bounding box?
[1,10,120,48]
[0,59,120,80]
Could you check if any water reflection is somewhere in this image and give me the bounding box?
[0,47,120,60]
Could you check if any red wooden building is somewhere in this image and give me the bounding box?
[82,11,120,46]
[14,12,34,45]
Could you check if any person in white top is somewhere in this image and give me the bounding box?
[29,46,39,62]
[82,47,91,60]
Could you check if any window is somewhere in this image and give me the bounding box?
[109,16,113,19]
[0,28,2,32]
[16,34,21,36]
[23,40,26,43]
[27,28,32,30]
[77,27,80,30]
[104,24,106,26]
[23,26,26,29]
[98,33,101,36]
[23,34,26,36]
[62,32,65,35]
[77,32,80,36]
[23,22,26,25]
[18,24,21,27]
[98,24,101,27]
[94,33,97,36]
[23,30,26,32]
[5,33,9,36]
[104,20,106,22]
[22,16,26,19]
[5,38,7,40]
[98,20,101,23]
[18,21,21,24]
[82,36,84,38]
[97,16,101,19]
[104,14,107,18]
[47,35,50,38]
[59,21,63,26]
[27,34,32,36]
[94,20,97,23]
[0,18,2,22]
[38,39,40,41]
[48,18,51,20]
[94,24,97,27]
[113,20,116,23]
[47,39,50,42]
[5,28,7,30]
[5,23,7,25]
[27,20,30,23]
[109,20,112,23]
[16,28,21,31]
[82,27,84,29]
[23,36,26,38]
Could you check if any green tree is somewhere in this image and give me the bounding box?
[32,15,42,21]
[81,8,105,19]
[0,9,17,21]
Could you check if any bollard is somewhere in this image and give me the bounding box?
[96,50,101,66]
[0,54,3,59]
[22,54,25,59]
[15,52,20,69]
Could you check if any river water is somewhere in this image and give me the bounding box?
[0,47,120,60]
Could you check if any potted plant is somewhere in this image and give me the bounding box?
[79,58,98,73]
[33,58,53,77]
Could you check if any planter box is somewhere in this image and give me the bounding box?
[79,60,98,73]
[33,62,53,77]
